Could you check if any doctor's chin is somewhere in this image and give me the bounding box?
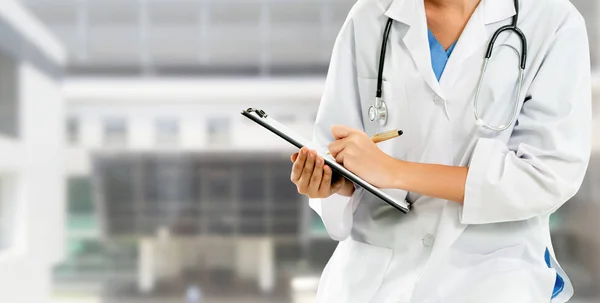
[0,0,599,303]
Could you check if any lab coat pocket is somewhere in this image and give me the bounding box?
[435,244,534,303]
[316,237,393,303]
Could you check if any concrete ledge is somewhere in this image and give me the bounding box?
[63,77,325,104]
[0,0,65,64]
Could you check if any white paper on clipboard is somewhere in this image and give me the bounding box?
[241,108,411,213]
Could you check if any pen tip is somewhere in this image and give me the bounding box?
[398,130,403,136]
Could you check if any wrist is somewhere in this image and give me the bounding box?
[385,157,408,189]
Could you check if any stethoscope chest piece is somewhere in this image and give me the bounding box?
[369,97,388,126]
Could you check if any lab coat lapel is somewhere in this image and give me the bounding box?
[439,6,487,87]
[385,0,443,98]
[441,0,517,88]
[483,0,517,25]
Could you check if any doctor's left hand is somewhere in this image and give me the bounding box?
[328,125,397,188]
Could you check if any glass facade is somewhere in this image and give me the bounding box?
[67,177,94,215]
[94,153,304,237]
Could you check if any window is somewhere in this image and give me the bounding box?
[67,177,94,215]
[203,165,235,234]
[239,164,267,226]
[205,166,233,204]
[239,163,266,203]
[207,117,230,145]
[100,159,136,235]
[103,117,127,147]
[66,118,79,145]
[155,118,179,146]
[143,157,198,204]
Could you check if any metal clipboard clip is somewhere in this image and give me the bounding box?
[244,108,268,118]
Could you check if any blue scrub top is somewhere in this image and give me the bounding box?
[427,29,456,81]
[427,29,564,299]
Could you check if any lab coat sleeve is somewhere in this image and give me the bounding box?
[461,16,592,224]
[308,17,364,241]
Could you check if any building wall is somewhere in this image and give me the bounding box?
[0,1,65,302]
[64,78,323,176]
[20,61,66,265]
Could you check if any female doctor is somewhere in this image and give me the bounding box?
[290,0,591,302]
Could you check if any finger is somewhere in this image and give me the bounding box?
[330,172,346,194]
[319,165,333,195]
[330,170,343,185]
[297,149,317,190]
[331,125,355,140]
[328,138,348,156]
[334,149,345,165]
[290,152,299,162]
[331,178,344,192]
[291,148,308,182]
[309,156,324,193]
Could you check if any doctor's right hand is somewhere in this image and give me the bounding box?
[290,147,355,198]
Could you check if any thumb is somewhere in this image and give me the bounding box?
[331,125,354,140]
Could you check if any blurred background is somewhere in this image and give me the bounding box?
[0,0,598,302]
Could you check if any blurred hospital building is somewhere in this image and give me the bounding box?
[60,78,331,298]
[0,0,598,302]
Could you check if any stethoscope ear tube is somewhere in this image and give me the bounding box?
[484,25,527,70]
[514,27,528,70]
[371,18,394,125]
[376,18,394,99]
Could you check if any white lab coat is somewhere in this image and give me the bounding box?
[309,0,591,302]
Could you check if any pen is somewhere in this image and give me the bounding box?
[371,129,403,143]
[326,129,403,155]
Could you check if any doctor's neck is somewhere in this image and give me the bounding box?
[424,0,481,12]
[424,0,480,48]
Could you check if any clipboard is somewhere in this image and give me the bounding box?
[241,108,411,213]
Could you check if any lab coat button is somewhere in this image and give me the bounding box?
[422,234,435,247]
[433,95,444,104]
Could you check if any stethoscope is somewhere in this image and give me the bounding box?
[369,0,527,132]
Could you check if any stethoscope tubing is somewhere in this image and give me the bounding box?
[372,0,528,131]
